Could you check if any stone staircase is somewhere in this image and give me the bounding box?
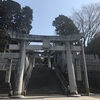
[88,71,100,93]
[26,67,64,96]
[0,83,11,94]
[0,71,12,95]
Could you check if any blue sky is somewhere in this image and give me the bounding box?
[14,0,100,36]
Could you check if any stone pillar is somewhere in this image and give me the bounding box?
[24,56,29,73]
[53,55,56,66]
[5,59,12,83]
[13,40,26,97]
[62,51,66,67]
[57,53,60,65]
[65,41,78,94]
[32,54,35,68]
[48,53,51,68]
[81,41,90,95]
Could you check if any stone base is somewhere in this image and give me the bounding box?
[10,95,24,98]
[68,92,81,97]
[69,94,81,97]
[81,93,93,96]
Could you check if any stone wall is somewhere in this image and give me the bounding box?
[73,54,100,71]
[0,58,18,70]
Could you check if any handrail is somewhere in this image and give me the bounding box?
[23,59,33,95]
[55,66,68,95]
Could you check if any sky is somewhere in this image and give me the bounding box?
[14,0,100,36]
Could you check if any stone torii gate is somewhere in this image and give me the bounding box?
[8,31,89,97]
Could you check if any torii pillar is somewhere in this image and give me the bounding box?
[81,41,90,95]
[48,53,51,68]
[65,41,78,95]
[13,40,26,98]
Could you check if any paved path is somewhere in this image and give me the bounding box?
[24,94,100,100]
[0,94,100,100]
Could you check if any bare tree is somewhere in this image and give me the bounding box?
[72,3,100,45]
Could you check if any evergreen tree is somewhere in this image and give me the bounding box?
[0,0,33,52]
[52,15,79,36]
